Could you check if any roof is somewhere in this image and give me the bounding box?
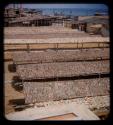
[9,15,55,23]
[79,16,109,24]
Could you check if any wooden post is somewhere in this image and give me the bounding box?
[81,43,83,51]
[27,44,30,53]
[56,43,58,51]
[45,19,46,26]
[77,42,78,49]
[37,20,38,26]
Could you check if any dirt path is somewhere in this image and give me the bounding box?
[4,83,24,114]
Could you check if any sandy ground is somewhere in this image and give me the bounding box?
[5,32,91,39]
[4,26,110,118]
[4,83,24,114]
[4,61,23,114]
[4,37,109,44]
[4,26,103,39]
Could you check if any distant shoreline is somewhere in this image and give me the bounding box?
[31,8,108,16]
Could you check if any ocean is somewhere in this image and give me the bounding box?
[38,8,108,16]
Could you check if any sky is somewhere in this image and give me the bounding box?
[8,4,108,9]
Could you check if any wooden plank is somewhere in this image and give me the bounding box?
[6,102,100,120]
[58,43,78,48]
[4,44,27,51]
[4,43,109,53]
[29,43,55,49]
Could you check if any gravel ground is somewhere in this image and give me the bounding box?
[17,60,109,80]
[5,32,91,39]
[4,27,87,35]
[12,48,109,64]
[23,78,110,104]
[29,95,110,112]
[41,98,109,120]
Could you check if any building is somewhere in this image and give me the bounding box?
[8,15,57,27]
[78,16,109,36]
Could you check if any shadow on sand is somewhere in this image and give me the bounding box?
[9,99,26,111]
[11,76,23,92]
[8,64,16,72]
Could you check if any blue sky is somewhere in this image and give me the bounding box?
[8,4,108,9]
